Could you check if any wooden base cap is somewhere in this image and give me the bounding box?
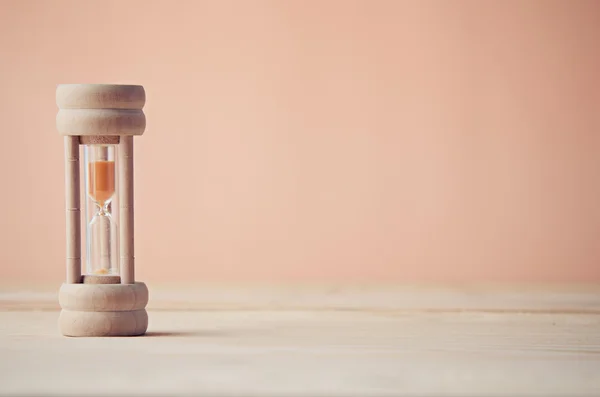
[59,309,148,337]
[58,282,149,337]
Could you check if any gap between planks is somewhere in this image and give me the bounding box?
[1,284,600,313]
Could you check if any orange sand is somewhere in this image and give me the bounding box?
[89,161,115,206]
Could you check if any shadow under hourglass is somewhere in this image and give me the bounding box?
[143,330,233,337]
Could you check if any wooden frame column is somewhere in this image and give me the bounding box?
[119,136,135,284]
[65,136,81,284]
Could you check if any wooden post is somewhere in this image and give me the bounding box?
[65,136,81,284]
[119,136,135,284]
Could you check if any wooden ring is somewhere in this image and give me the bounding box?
[59,309,148,337]
[58,282,149,312]
[56,84,145,110]
[56,109,146,136]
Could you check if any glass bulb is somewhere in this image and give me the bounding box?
[83,144,119,276]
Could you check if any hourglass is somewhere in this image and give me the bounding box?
[56,84,149,337]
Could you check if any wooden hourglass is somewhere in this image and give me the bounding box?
[56,84,149,337]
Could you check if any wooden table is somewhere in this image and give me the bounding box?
[1,284,599,396]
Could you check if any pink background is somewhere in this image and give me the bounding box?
[1,0,599,286]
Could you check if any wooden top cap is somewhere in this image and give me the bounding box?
[56,84,145,110]
[56,84,146,136]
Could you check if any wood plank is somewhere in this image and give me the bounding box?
[0,285,599,396]
[0,310,599,396]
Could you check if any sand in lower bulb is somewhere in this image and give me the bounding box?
[84,144,119,277]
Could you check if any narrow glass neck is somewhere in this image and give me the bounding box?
[95,200,112,216]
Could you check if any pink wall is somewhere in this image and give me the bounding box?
[1,0,599,285]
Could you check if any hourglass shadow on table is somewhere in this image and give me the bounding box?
[143,330,233,338]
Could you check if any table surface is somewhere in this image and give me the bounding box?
[1,284,599,396]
